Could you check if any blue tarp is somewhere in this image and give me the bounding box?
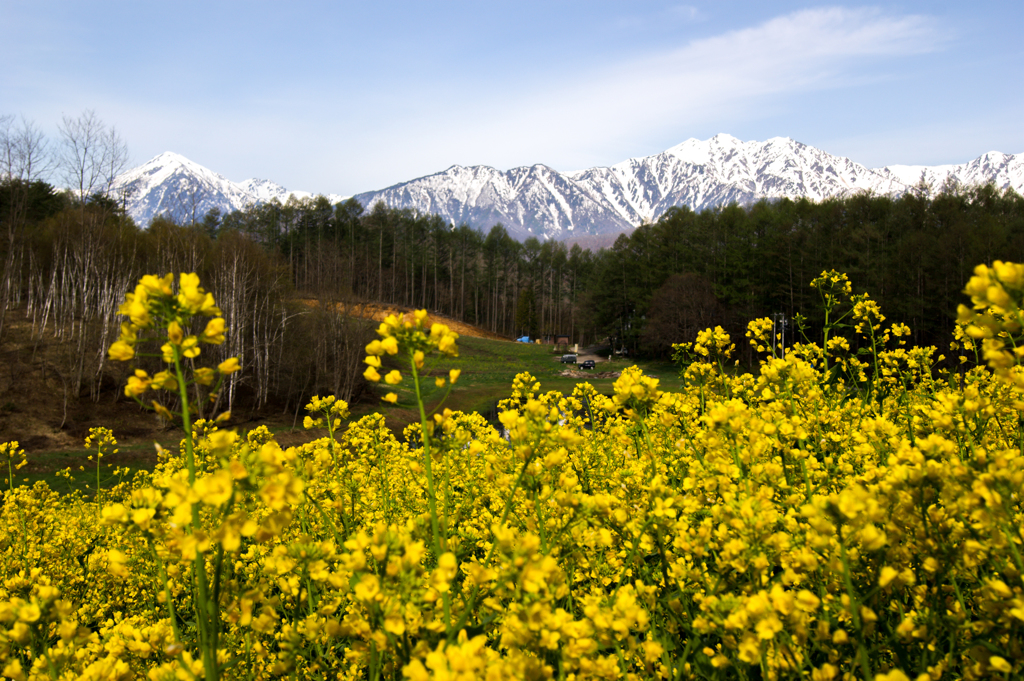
[516,336,530,343]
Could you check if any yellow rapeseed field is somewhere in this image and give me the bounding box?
[0,265,1022,680]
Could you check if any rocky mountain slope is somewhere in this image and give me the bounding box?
[112,152,344,227]
[115,136,1023,240]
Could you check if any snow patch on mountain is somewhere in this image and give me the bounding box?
[354,134,1021,240]
[113,153,344,227]
[116,138,1023,240]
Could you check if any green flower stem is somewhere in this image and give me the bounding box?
[533,486,548,553]
[147,535,184,644]
[409,357,443,557]
[325,407,338,466]
[173,351,219,681]
[838,538,873,681]
[408,356,454,635]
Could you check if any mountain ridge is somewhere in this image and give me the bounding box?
[113,136,1023,240]
[112,152,345,226]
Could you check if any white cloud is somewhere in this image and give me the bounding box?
[107,6,953,194]
[374,7,946,176]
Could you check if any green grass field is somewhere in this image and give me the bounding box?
[12,337,678,495]
[357,336,679,429]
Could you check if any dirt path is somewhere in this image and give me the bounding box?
[553,343,620,377]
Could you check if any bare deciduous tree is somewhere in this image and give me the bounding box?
[1,115,49,183]
[1,116,51,338]
[57,110,129,204]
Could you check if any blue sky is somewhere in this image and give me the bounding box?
[3,1,1021,196]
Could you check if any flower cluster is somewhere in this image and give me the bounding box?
[364,310,460,404]
[0,442,25,492]
[0,264,1022,679]
[957,261,1024,382]
[108,273,240,424]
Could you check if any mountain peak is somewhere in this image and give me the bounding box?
[142,151,201,169]
[710,133,741,143]
[115,137,1023,240]
[353,136,1021,240]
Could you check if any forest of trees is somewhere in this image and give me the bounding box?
[588,185,1024,360]
[4,113,1024,415]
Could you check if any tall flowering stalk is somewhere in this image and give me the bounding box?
[363,310,460,558]
[107,273,239,681]
[83,427,116,509]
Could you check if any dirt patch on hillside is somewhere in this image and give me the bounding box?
[558,369,621,379]
[303,301,511,342]
[0,311,280,456]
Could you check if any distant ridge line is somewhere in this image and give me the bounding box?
[113,136,1023,241]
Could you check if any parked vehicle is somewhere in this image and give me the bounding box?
[580,359,596,370]
[560,354,577,364]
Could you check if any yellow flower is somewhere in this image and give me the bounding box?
[438,334,457,355]
[353,574,380,603]
[364,366,381,382]
[990,657,1012,673]
[874,671,910,681]
[106,549,129,578]
[177,272,220,315]
[181,336,200,358]
[152,401,174,420]
[201,317,226,344]
[125,370,151,397]
[449,368,461,384]
[384,370,402,385]
[193,470,233,506]
[194,367,216,386]
[140,273,173,295]
[3,660,24,680]
[168,320,184,345]
[101,503,128,524]
[382,392,398,404]
[108,340,135,361]
[218,357,241,374]
[150,371,178,391]
[132,508,156,529]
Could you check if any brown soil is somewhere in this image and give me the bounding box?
[301,301,511,342]
[0,311,177,459]
[557,369,621,379]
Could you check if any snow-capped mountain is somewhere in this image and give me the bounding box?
[874,151,1023,194]
[352,163,637,238]
[567,135,912,227]
[112,152,344,226]
[353,134,1022,239]
[115,137,1023,240]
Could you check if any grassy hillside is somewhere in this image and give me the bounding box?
[358,335,678,432]
[5,325,677,495]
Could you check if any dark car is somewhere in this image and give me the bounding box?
[580,359,596,370]
[560,354,577,364]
